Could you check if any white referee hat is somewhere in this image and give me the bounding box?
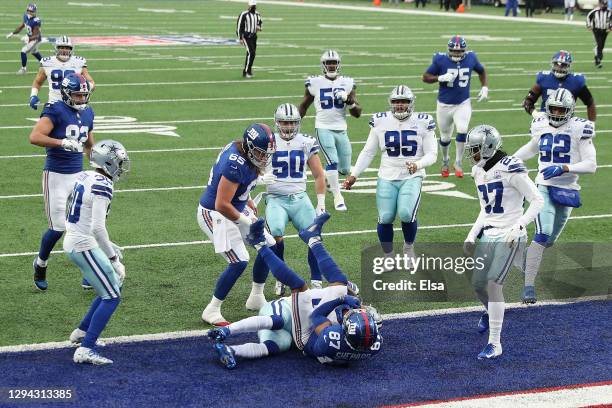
[248,0,257,5]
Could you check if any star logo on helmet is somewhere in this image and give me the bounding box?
[482,127,493,137]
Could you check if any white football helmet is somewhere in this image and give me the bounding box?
[274,103,301,141]
[320,50,341,79]
[90,140,130,181]
[388,85,415,121]
[545,88,575,128]
[465,125,502,165]
[55,36,73,62]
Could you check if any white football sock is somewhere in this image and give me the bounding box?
[209,296,223,309]
[455,142,465,165]
[488,301,505,346]
[37,257,48,267]
[441,144,450,163]
[228,315,273,334]
[326,169,340,196]
[250,282,265,295]
[525,242,546,286]
[230,343,269,359]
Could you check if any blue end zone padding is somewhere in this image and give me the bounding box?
[0,301,610,408]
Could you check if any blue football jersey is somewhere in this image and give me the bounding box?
[304,324,382,365]
[200,143,259,212]
[41,102,94,174]
[23,13,42,40]
[536,72,586,111]
[426,51,485,105]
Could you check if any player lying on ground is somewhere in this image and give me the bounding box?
[208,214,382,368]
[64,140,130,365]
[463,125,544,359]
[514,88,597,303]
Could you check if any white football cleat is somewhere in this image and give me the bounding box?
[402,243,417,272]
[16,67,27,75]
[202,304,230,326]
[274,280,286,297]
[333,194,347,211]
[69,328,106,347]
[310,280,323,289]
[73,347,113,365]
[245,292,267,311]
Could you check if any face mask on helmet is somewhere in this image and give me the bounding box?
[275,119,300,141]
[465,144,482,165]
[546,104,573,127]
[61,75,91,111]
[342,308,379,352]
[448,48,465,62]
[389,98,413,121]
[244,124,276,169]
[551,62,570,79]
[322,60,340,79]
[56,46,73,62]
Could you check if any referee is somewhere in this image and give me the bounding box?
[236,0,262,78]
[587,0,612,68]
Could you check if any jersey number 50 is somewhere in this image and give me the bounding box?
[272,150,305,178]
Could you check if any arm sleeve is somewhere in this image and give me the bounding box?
[236,13,244,37]
[221,163,243,184]
[310,297,345,329]
[586,10,594,28]
[567,138,597,174]
[576,85,594,107]
[509,173,545,227]
[513,139,540,161]
[425,56,439,75]
[351,129,380,178]
[91,196,115,258]
[415,130,438,170]
[473,54,485,74]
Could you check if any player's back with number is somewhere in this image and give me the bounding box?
[200,143,259,212]
[305,324,382,364]
[428,52,484,104]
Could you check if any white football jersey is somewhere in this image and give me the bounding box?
[63,171,113,253]
[471,156,530,231]
[267,133,319,195]
[353,111,437,180]
[530,116,595,190]
[40,55,87,103]
[306,75,355,131]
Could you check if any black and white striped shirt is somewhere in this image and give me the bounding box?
[236,10,262,39]
[586,7,612,30]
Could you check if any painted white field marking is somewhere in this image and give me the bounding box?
[318,24,385,30]
[0,296,606,352]
[66,2,120,6]
[1,214,611,258]
[137,8,195,13]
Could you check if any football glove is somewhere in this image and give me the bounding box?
[111,242,123,261]
[541,165,565,180]
[61,139,82,152]
[110,258,125,286]
[477,86,489,102]
[261,172,276,185]
[503,223,525,246]
[333,89,348,102]
[463,238,476,257]
[6,32,14,39]
[342,295,361,309]
[29,95,39,110]
[437,72,456,83]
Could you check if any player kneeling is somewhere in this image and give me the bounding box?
[208,214,382,368]
[463,126,543,359]
[63,140,130,365]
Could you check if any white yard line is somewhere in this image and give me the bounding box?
[0,295,606,353]
[1,214,611,258]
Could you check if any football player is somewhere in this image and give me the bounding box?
[522,51,596,122]
[29,73,96,291]
[257,103,327,297]
[343,86,437,264]
[30,36,95,110]
[208,214,382,369]
[198,124,277,326]
[514,89,597,303]
[6,3,43,75]
[463,125,544,359]
[64,140,129,365]
[298,50,362,212]
[422,36,488,178]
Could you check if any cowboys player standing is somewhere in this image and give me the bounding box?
[422,36,488,178]
[6,3,43,75]
[464,125,543,359]
[299,50,362,212]
[514,89,597,303]
[344,86,437,263]
[30,36,95,110]
[29,73,96,291]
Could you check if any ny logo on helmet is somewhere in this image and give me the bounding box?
[247,128,260,140]
[347,322,358,335]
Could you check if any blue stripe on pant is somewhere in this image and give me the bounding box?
[69,248,121,299]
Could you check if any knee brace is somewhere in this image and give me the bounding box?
[456,133,467,143]
[439,138,451,147]
[534,233,553,248]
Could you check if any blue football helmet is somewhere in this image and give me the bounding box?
[551,50,572,79]
[26,3,37,14]
[342,308,379,351]
[448,35,467,62]
[61,73,92,111]
[242,123,276,169]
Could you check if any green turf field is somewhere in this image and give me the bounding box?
[0,0,609,347]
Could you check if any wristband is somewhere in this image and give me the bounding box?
[317,193,325,207]
[31,87,39,97]
[235,213,252,227]
[347,103,356,109]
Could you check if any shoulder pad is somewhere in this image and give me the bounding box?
[33,17,41,22]
[369,112,387,128]
[305,76,316,87]
[414,112,435,130]
[571,117,595,139]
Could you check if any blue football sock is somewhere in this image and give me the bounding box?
[401,220,418,244]
[78,296,102,332]
[82,297,120,349]
[308,242,347,284]
[38,229,63,261]
[20,52,27,67]
[258,246,304,289]
[263,340,281,355]
[32,52,42,61]
[377,223,394,254]
[214,261,248,300]
[308,248,322,281]
[252,241,284,284]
